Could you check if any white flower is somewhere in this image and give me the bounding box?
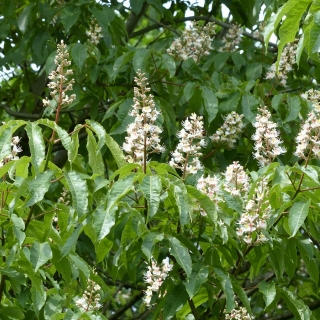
[219,23,243,52]
[170,113,205,177]
[252,106,286,167]
[210,112,244,149]
[167,21,216,63]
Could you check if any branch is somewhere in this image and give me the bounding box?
[126,2,149,38]
[130,15,277,51]
[0,104,40,119]
[108,292,144,320]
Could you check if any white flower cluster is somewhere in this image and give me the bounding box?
[169,113,205,176]
[265,42,297,86]
[143,258,173,307]
[57,187,70,206]
[43,40,76,108]
[210,112,244,149]
[75,277,101,312]
[219,23,243,52]
[0,136,22,168]
[224,301,253,320]
[295,111,320,160]
[223,161,250,196]
[252,106,286,167]
[301,89,320,113]
[236,177,270,245]
[86,18,103,45]
[123,71,165,164]
[196,175,222,215]
[167,21,216,62]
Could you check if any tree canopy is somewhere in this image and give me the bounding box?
[1,0,320,319]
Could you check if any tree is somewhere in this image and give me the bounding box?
[0,0,320,319]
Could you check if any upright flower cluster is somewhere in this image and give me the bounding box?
[75,277,101,312]
[86,18,103,45]
[210,112,244,149]
[197,175,221,207]
[219,23,243,52]
[0,136,22,168]
[236,177,270,245]
[43,40,76,108]
[143,258,173,307]
[301,89,320,113]
[295,111,320,160]
[224,301,253,320]
[223,161,250,196]
[122,71,164,165]
[169,113,205,176]
[167,21,216,62]
[252,106,286,167]
[265,42,297,86]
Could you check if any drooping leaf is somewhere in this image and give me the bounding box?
[289,200,310,237]
[71,43,87,71]
[214,268,235,312]
[24,170,54,207]
[89,6,115,35]
[184,264,209,298]
[258,281,276,309]
[140,175,162,218]
[30,242,52,272]
[163,284,188,320]
[168,236,192,278]
[86,129,105,175]
[201,86,218,124]
[25,122,45,176]
[61,5,80,32]
[64,171,88,217]
[17,4,35,33]
[133,48,150,72]
[68,253,90,278]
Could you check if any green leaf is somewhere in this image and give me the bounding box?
[24,171,54,207]
[31,284,46,314]
[214,268,235,312]
[69,253,90,278]
[95,238,113,263]
[17,4,35,33]
[112,51,135,81]
[0,307,24,319]
[163,284,188,320]
[219,92,241,114]
[93,175,134,240]
[231,52,246,71]
[285,95,301,123]
[30,242,52,272]
[140,175,162,218]
[289,200,310,237]
[162,53,176,77]
[89,6,115,35]
[168,236,192,278]
[133,48,150,72]
[11,213,25,246]
[212,52,230,71]
[130,0,145,14]
[241,93,259,122]
[25,122,45,176]
[233,282,252,314]
[281,287,313,319]
[71,43,87,71]
[246,62,262,80]
[182,58,204,80]
[141,232,163,261]
[223,192,243,214]
[105,134,127,168]
[64,171,88,217]
[184,264,209,298]
[60,225,83,258]
[201,86,218,124]
[186,185,217,223]
[86,129,104,176]
[0,126,12,161]
[184,82,196,101]
[61,6,80,32]
[258,281,276,309]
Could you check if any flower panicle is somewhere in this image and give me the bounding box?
[236,177,270,245]
[86,18,103,45]
[265,42,297,86]
[219,23,243,52]
[143,257,173,307]
[122,70,165,165]
[224,301,254,320]
[43,40,76,108]
[210,112,244,149]
[167,21,216,62]
[169,113,205,176]
[252,106,286,167]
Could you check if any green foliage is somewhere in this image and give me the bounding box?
[0,0,319,319]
